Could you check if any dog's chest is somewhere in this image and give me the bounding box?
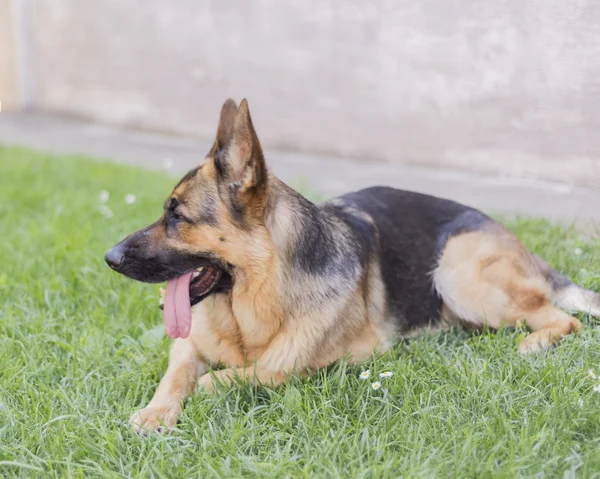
[190,294,276,367]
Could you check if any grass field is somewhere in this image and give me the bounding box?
[1,146,600,478]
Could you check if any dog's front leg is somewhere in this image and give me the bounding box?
[130,337,206,434]
[197,367,287,393]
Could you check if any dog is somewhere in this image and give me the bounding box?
[105,98,600,434]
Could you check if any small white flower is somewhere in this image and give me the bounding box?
[593,384,600,393]
[578,399,584,408]
[379,371,394,378]
[371,381,382,390]
[359,370,371,380]
[125,194,137,204]
[163,158,174,170]
[99,205,113,219]
[99,190,110,203]
[589,369,597,379]
[574,248,583,256]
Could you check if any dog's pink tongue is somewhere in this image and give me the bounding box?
[163,272,194,339]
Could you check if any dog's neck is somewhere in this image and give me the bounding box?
[265,176,354,305]
[226,176,359,356]
[265,176,330,263]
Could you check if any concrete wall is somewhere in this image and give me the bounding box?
[0,0,19,110]
[9,1,600,185]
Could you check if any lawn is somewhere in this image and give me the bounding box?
[1,146,600,478]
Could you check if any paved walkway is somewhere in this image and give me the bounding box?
[1,111,598,233]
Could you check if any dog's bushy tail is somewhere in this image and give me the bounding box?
[535,255,600,317]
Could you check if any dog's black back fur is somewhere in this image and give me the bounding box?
[333,187,492,331]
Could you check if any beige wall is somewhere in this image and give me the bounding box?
[0,0,18,110]
[8,1,600,185]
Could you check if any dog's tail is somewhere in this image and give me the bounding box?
[535,255,600,317]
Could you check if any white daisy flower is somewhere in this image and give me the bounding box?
[574,248,583,256]
[125,194,137,205]
[380,371,393,378]
[359,370,371,380]
[99,190,110,203]
[589,369,597,379]
[99,204,113,219]
[593,384,600,393]
[371,381,382,390]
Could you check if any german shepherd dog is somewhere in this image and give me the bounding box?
[106,99,600,433]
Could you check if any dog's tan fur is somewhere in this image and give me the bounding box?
[124,99,598,434]
[434,226,582,354]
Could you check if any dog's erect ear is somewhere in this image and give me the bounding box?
[208,98,238,156]
[217,99,267,197]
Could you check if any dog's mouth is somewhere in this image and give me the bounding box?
[159,265,223,339]
[189,265,223,306]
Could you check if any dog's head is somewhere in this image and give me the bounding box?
[105,99,273,337]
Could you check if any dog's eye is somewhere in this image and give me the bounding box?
[169,210,190,224]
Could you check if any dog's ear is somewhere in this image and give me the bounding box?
[216,99,267,199]
[207,98,238,156]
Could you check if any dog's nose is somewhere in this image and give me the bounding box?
[105,245,126,270]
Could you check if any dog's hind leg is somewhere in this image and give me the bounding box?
[515,305,582,354]
[433,227,583,354]
[130,337,206,434]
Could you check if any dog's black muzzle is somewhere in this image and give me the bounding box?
[105,223,227,284]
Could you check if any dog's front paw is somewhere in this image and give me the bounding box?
[129,404,181,435]
[517,335,554,354]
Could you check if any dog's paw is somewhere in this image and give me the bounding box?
[195,372,218,393]
[129,404,181,435]
[517,335,554,355]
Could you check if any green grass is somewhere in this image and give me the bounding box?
[1,146,600,478]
